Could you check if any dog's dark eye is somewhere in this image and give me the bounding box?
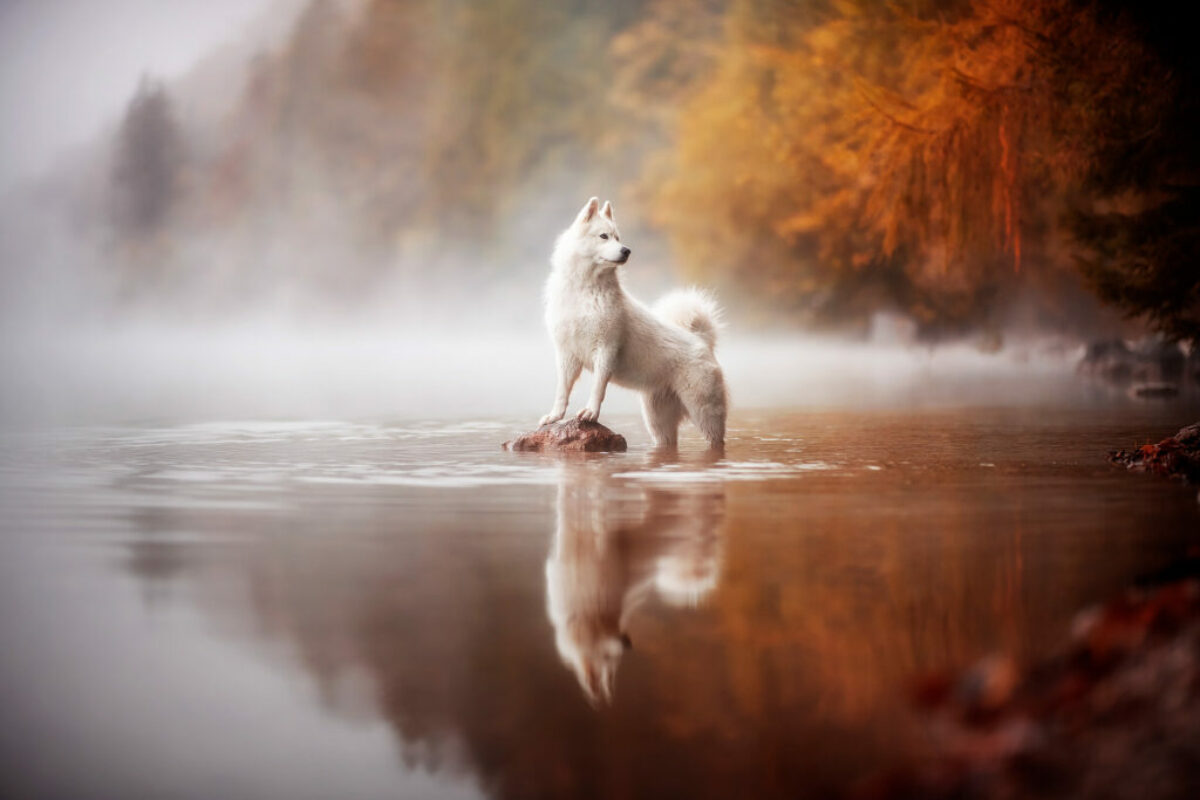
[599,233,609,240]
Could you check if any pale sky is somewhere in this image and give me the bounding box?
[0,0,285,189]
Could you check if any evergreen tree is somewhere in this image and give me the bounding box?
[111,76,182,238]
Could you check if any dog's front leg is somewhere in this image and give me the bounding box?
[576,348,614,422]
[541,351,582,426]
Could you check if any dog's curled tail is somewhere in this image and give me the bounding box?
[654,287,723,351]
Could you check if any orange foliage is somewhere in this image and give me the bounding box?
[620,0,1168,332]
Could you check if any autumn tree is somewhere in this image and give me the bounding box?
[1069,0,1200,342]
[1072,191,1200,342]
[417,0,637,232]
[623,0,1196,339]
[204,0,649,291]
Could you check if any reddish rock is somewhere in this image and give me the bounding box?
[1109,421,1200,482]
[504,419,627,453]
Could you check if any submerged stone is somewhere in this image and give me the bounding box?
[504,419,627,453]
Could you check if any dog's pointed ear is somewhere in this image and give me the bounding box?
[601,200,614,220]
[575,197,600,226]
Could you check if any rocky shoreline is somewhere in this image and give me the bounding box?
[1078,338,1198,400]
[1109,422,1200,483]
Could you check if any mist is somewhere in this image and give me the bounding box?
[1,317,1102,427]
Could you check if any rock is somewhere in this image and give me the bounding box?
[1132,337,1185,382]
[1079,339,1135,383]
[1109,421,1200,482]
[504,419,627,453]
[953,655,1019,716]
[1128,381,1179,399]
[1079,336,1186,387]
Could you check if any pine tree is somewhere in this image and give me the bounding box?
[111,76,182,238]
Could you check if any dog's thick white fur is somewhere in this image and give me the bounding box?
[540,197,728,448]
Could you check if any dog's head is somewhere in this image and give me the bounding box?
[553,615,632,706]
[553,196,631,274]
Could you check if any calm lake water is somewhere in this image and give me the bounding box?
[2,405,1199,799]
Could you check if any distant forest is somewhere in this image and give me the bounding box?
[97,0,1199,340]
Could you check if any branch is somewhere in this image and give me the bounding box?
[854,80,938,134]
[980,2,1054,48]
[949,67,1032,94]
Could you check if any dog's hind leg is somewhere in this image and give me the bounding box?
[641,391,684,448]
[679,369,727,449]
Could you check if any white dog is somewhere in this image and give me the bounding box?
[539,197,727,448]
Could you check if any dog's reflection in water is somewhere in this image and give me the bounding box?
[545,457,726,705]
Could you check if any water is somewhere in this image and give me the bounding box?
[2,406,1199,799]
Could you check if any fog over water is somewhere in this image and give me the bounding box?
[0,313,1106,427]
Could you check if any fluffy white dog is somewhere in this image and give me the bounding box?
[539,197,727,448]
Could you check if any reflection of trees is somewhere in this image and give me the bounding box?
[118,451,1168,798]
[708,488,1033,724]
[123,508,190,607]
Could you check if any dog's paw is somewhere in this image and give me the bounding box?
[539,412,564,426]
[575,407,599,422]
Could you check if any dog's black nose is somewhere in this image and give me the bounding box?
[620,247,631,258]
